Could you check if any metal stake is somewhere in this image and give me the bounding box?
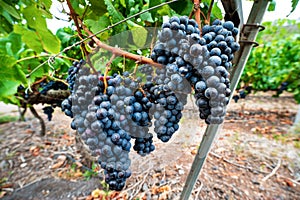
[180,1,270,199]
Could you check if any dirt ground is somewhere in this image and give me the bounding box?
[0,92,300,200]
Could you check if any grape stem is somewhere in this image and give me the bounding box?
[206,0,215,25]
[27,0,178,78]
[104,54,116,94]
[66,0,98,75]
[194,0,202,30]
[79,18,163,68]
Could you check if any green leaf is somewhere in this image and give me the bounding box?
[8,33,23,56]
[120,0,126,8]
[140,12,154,23]
[0,80,19,98]
[40,0,52,10]
[38,29,61,53]
[0,15,13,33]
[157,5,171,16]
[0,1,20,19]
[169,0,192,16]
[23,6,47,29]
[56,29,73,44]
[88,0,107,19]
[0,54,27,86]
[14,25,43,53]
[130,26,148,47]
[268,0,276,11]
[212,3,223,19]
[289,0,299,15]
[104,0,124,22]
[0,33,23,57]
[85,15,110,33]
[149,0,161,7]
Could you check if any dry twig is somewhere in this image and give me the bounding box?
[262,158,281,182]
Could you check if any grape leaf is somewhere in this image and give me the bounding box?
[149,0,162,16]
[0,55,27,90]
[212,3,223,19]
[14,25,43,53]
[169,0,193,16]
[85,15,110,33]
[0,33,22,57]
[0,80,20,100]
[120,0,126,8]
[149,0,161,8]
[88,0,107,19]
[131,26,148,48]
[289,0,299,15]
[268,0,276,11]
[23,6,47,29]
[104,0,124,23]
[38,28,61,54]
[140,12,154,23]
[0,1,20,19]
[56,29,74,44]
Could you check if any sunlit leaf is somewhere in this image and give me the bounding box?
[14,25,43,53]
[0,1,20,19]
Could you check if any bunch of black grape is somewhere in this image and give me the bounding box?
[68,68,132,191]
[40,80,68,95]
[108,72,155,157]
[276,82,288,96]
[232,86,252,103]
[142,83,183,142]
[150,16,240,124]
[61,60,84,118]
[43,106,54,121]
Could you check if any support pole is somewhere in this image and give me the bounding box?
[180,1,269,199]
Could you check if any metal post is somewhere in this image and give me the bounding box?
[180,1,269,199]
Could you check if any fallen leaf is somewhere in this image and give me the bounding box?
[29,146,40,156]
[0,191,7,198]
[283,178,295,187]
[51,155,67,169]
[191,149,197,155]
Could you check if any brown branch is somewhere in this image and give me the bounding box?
[194,0,201,29]
[189,3,195,19]
[18,106,27,121]
[78,19,163,69]
[29,106,46,136]
[66,0,98,74]
[207,0,215,24]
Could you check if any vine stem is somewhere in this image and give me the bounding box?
[26,0,179,78]
[66,0,98,75]
[194,0,202,29]
[79,18,163,68]
[206,0,215,24]
[29,106,46,136]
[104,54,116,94]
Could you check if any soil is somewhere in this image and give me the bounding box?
[0,92,300,200]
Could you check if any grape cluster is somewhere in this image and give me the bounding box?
[42,106,54,121]
[67,68,133,191]
[61,60,84,118]
[143,84,183,142]
[40,80,68,95]
[60,16,241,191]
[150,16,240,124]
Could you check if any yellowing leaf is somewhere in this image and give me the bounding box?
[131,26,148,48]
